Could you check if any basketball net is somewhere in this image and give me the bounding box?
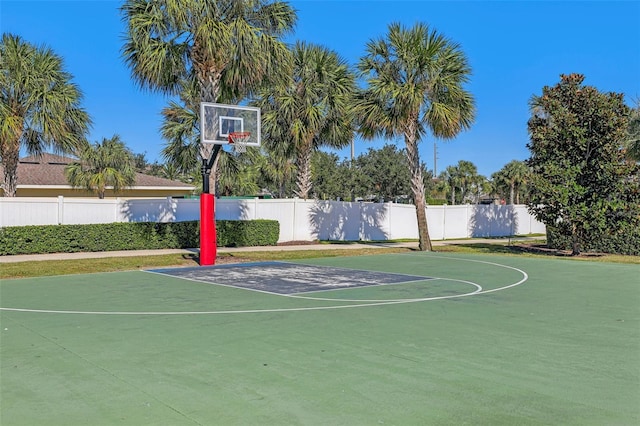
[228,131,250,153]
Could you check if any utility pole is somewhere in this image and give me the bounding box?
[350,139,355,165]
[433,142,438,176]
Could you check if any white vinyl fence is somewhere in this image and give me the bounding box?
[0,197,545,243]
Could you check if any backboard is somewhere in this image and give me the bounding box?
[200,102,261,146]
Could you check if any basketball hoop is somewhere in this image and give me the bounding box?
[228,131,251,153]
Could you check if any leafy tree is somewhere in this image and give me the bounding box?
[132,152,149,172]
[65,135,136,199]
[338,158,369,202]
[491,160,530,204]
[311,151,344,200]
[526,73,636,255]
[145,161,167,178]
[356,145,406,202]
[132,152,169,178]
[0,33,91,197]
[625,102,640,161]
[357,22,475,251]
[256,41,357,199]
[355,144,426,203]
[307,145,434,203]
[313,152,369,202]
[120,0,296,191]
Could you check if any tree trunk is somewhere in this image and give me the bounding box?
[509,182,515,205]
[295,141,313,199]
[210,153,220,195]
[571,222,581,256]
[414,187,432,251]
[0,143,20,197]
[405,135,432,251]
[197,67,222,195]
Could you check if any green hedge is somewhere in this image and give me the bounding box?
[216,219,280,247]
[547,221,640,256]
[0,220,279,256]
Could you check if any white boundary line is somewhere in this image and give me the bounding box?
[144,268,289,298]
[0,255,528,315]
[293,277,434,296]
[284,278,482,302]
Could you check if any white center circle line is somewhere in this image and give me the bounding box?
[0,256,528,315]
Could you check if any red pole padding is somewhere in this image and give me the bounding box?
[199,193,217,266]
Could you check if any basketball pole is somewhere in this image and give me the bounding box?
[200,145,222,266]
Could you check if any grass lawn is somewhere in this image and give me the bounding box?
[1,242,638,280]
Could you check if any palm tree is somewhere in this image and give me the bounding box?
[158,163,184,181]
[492,160,530,204]
[65,135,136,199]
[120,0,296,189]
[160,80,202,180]
[454,160,481,203]
[357,22,475,250]
[0,33,91,197]
[508,160,530,204]
[439,165,462,205]
[436,169,455,205]
[258,143,297,198]
[441,160,487,205]
[256,41,357,199]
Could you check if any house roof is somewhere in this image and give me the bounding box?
[2,153,195,190]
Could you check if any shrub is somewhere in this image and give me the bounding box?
[0,220,279,255]
[547,221,640,256]
[216,220,280,247]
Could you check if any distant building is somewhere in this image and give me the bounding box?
[0,154,195,198]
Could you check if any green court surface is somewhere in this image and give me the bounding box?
[1,252,638,425]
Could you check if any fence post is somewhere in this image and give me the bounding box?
[57,196,64,225]
[358,201,364,241]
[254,197,258,219]
[387,202,392,241]
[529,208,534,235]
[292,198,298,241]
[490,204,495,238]
[442,204,447,240]
[115,198,122,223]
[466,205,471,238]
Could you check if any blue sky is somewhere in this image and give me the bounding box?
[2,0,639,177]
